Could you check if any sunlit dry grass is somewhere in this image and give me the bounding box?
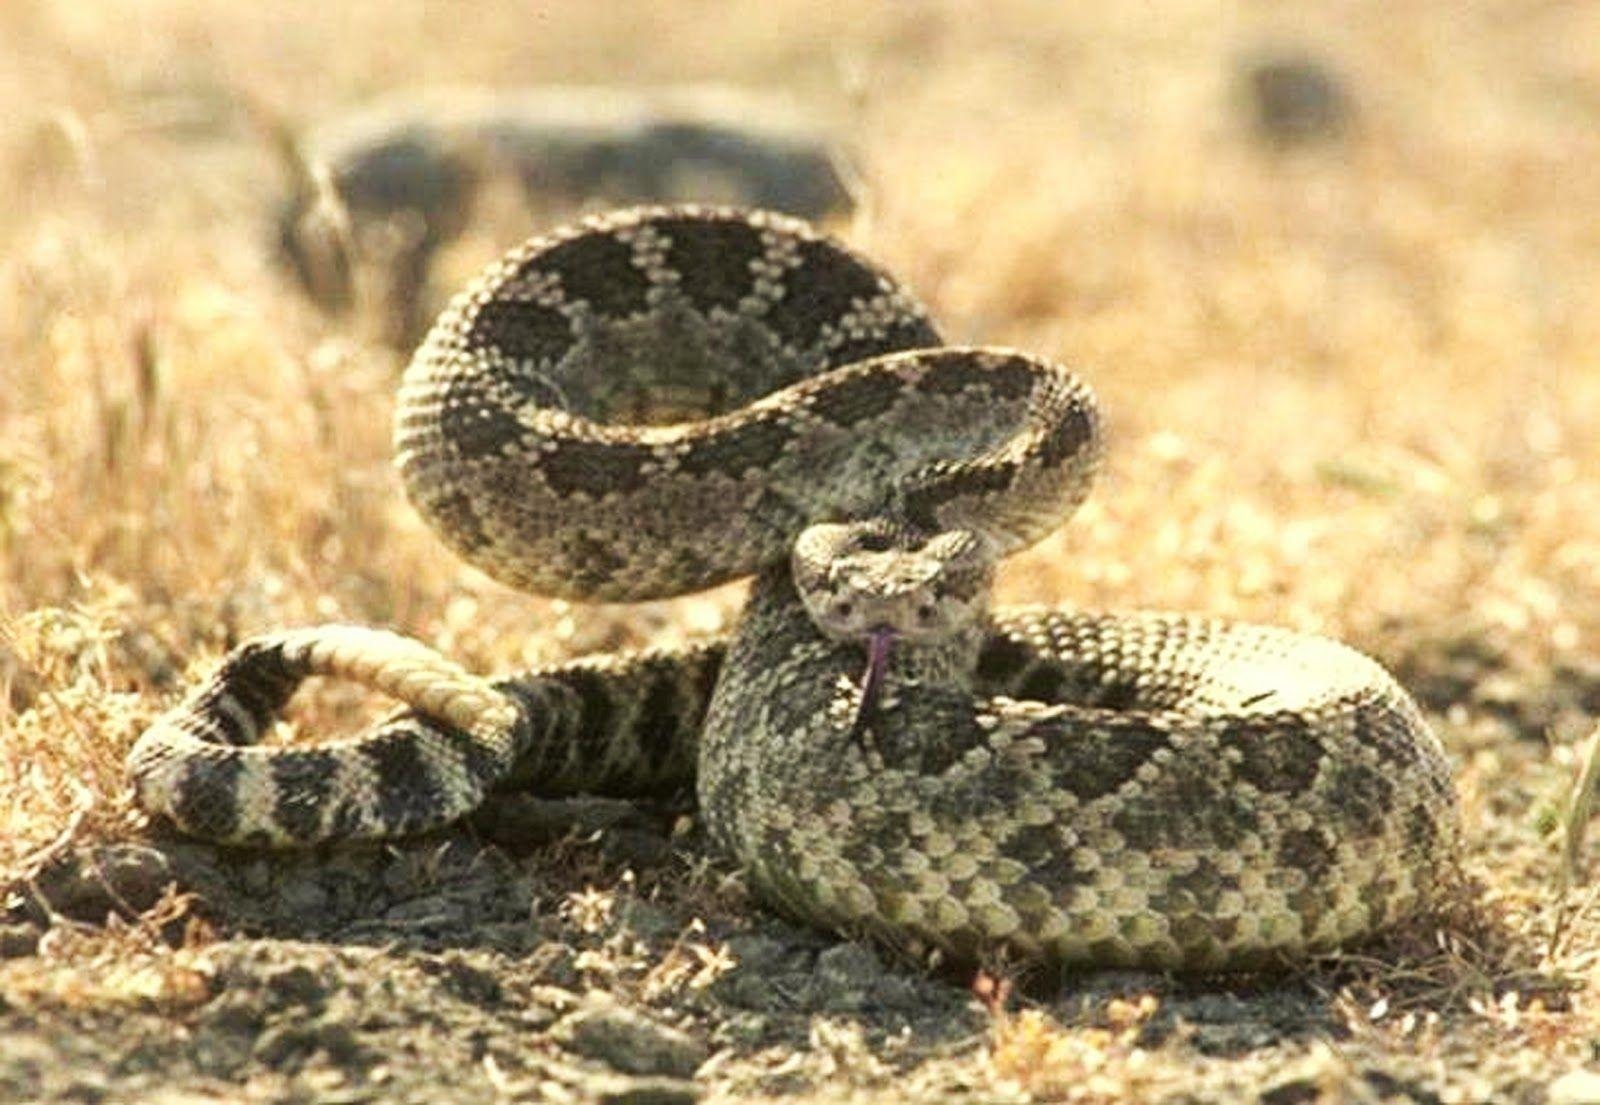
[3,0,1600,1093]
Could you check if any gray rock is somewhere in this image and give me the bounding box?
[809,941,885,1011]
[551,998,707,1078]
[722,932,793,975]
[273,84,856,346]
[1241,51,1352,146]
[29,845,173,922]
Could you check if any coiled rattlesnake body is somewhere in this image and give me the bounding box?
[130,206,1458,970]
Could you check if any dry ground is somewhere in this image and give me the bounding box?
[3,1,1600,1101]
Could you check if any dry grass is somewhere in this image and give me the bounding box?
[3,0,1600,1094]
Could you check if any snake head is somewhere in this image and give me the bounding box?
[791,519,995,648]
[793,521,992,741]
[793,520,995,740]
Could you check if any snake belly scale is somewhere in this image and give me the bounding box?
[128,205,1459,970]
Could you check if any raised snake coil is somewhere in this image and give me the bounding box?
[129,206,1459,970]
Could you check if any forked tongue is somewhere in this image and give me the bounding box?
[849,627,896,739]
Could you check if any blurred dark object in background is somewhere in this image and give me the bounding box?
[1240,51,1353,147]
[268,86,857,348]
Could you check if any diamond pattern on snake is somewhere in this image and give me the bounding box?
[128,205,1459,971]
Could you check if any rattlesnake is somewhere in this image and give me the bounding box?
[129,206,1459,970]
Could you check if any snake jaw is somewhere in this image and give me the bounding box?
[849,626,897,741]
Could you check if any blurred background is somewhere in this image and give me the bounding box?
[2,1,1598,864]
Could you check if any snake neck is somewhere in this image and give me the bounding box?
[699,562,999,883]
[874,620,989,695]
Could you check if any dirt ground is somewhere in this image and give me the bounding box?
[5,2,1600,1102]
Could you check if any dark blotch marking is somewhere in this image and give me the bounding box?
[903,460,1018,528]
[221,679,293,736]
[1109,745,1259,852]
[658,215,767,314]
[560,667,618,756]
[560,530,634,593]
[922,353,1038,401]
[466,298,573,364]
[1200,790,1260,850]
[537,439,655,498]
[747,486,812,543]
[803,369,909,427]
[213,642,302,738]
[1167,857,1239,905]
[764,239,896,355]
[363,731,444,834]
[1053,719,1170,803]
[1106,801,1165,854]
[542,231,653,318]
[427,489,490,553]
[493,678,568,768]
[1278,826,1338,881]
[501,680,580,787]
[1000,821,1099,893]
[173,756,243,840]
[1358,872,1398,924]
[1034,397,1096,472]
[889,710,985,777]
[1405,801,1442,857]
[268,750,342,841]
[657,545,716,589]
[434,716,516,789]
[824,317,941,368]
[976,635,1034,689]
[1322,761,1393,837]
[1224,716,1323,797]
[674,417,799,479]
[440,392,527,464]
[635,671,685,777]
[327,802,369,840]
[1353,707,1430,774]
[1017,666,1068,704]
[1087,681,1143,710]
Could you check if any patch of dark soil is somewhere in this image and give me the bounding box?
[1046,970,1341,1057]
[1388,622,1599,743]
[21,843,176,925]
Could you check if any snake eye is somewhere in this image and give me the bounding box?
[836,601,855,619]
[855,531,894,553]
[916,603,937,624]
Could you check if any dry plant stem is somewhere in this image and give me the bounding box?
[1549,722,1600,961]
